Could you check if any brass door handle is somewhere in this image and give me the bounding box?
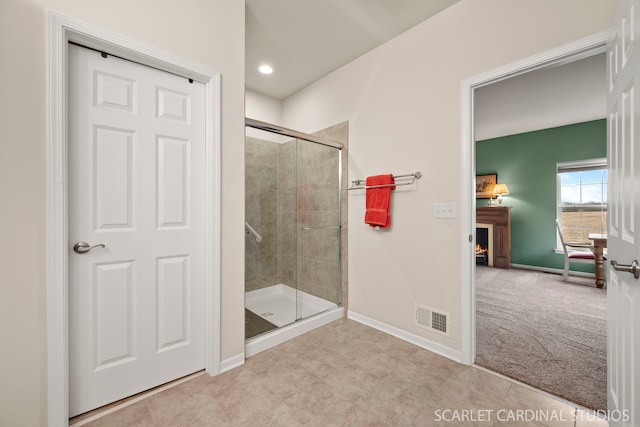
[611,260,640,279]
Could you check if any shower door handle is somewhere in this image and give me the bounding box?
[301,226,342,231]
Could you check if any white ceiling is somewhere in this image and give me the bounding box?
[245,0,460,99]
[474,53,606,141]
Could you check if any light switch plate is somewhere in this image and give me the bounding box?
[434,202,456,218]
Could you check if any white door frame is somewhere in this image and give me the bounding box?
[46,12,221,425]
[460,31,610,365]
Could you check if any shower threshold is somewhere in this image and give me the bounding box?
[245,284,337,327]
[244,284,343,357]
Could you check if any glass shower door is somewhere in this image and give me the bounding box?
[295,138,342,321]
[245,124,342,340]
[244,128,296,337]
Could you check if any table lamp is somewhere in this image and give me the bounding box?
[493,183,510,205]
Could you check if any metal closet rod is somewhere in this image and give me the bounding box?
[348,171,422,190]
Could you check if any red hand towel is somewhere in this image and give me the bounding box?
[364,174,395,228]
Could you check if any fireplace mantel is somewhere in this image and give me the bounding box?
[476,206,511,269]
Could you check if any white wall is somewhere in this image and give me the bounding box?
[246,89,283,125]
[474,53,606,141]
[0,1,245,425]
[245,89,286,140]
[282,0,615,356]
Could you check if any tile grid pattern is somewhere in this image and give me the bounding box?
[311,121,349,310]
[81,319,608,426]
[245,136,279,293]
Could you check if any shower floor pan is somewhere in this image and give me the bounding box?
[245,284,337,328]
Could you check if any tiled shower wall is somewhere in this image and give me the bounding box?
[245,123,347,306]
[311,122,349,311]
[245,136,279,292]
[275,139,296,290]
[291,140,341,304]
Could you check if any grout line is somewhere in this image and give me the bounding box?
[69,371,205,426]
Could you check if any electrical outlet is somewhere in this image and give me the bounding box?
[434,202,456,218]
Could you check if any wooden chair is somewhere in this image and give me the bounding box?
[556,220,605,280]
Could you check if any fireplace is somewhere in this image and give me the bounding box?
[476,206,511,269]
[476,224,493,266]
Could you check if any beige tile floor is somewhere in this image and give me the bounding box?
[77,318,609,426]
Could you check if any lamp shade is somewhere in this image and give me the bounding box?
[493,183,509,195]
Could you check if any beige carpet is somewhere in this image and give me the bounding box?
[475,266,607,411]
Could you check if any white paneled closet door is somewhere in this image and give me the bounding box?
[68,43,206,417]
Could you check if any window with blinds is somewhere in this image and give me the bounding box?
[557,158,607,245]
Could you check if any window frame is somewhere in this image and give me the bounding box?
[556,158,607,250]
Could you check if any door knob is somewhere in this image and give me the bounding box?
[73,242,106,254]
[611,260,640,279]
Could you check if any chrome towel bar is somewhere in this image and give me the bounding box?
[348,171,422,190]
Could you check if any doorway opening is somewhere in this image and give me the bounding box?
[460,31,609,411]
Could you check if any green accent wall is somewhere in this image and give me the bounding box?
[476,119,606,272]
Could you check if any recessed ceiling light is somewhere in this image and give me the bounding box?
[258,64,273,75]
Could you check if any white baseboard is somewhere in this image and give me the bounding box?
[219,353,244,373]
[510,263,595,278]
[347,311,462,363]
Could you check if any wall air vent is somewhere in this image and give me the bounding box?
[414,303,450,337]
